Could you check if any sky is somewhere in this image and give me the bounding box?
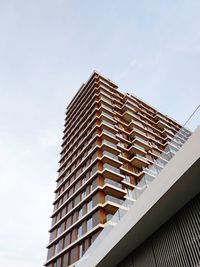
[0,1,200,267]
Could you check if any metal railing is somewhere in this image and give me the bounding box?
[103,150,119,161]
[103,163,121,174]
[104,178,122,189]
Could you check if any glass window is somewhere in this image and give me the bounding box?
[78,225,83,238]
[87,200,93,212]
[104,163,120,173]
[82,175,86,185]
[124,174,131,183]
[79,244,83,257]
[89,183,93,193]
[57,225,62,236]
[88,145,92,154]
[55,242,59,254]
[87,218,93,231]
[78,208,83,219]
[82,189,86,200]
[82,162,87,171]
[103,150,118,160]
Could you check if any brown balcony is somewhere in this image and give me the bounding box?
[124,97,140,110]
[121,179,136,189]
[122,110,133,122]
[129,120,144,130]
[103,181,126,198]
[102,153,122,168]
[130,127,149,140]
[101,140,120,154]
[117,143,129,153]
[120,166,143,178]
[154,113,169,123]
[102,166,124,182]
[130,155,148,168]
[163,128,175,138]
[103,195,124,213]
[155,119,170,130]
[103,202,120,214]
[128,143,146,156]
[122,107,138,122]
[100,129,118,143]
[98,95,113,108]
[100,119,116,134]
[132,136,151,151]
[118,154,130,164]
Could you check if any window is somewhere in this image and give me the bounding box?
[57,225,62,236]
[87,200,93,212]
[79,208,83,219]
[81,144,84,151]
[89,183,93,193]
[56,257,62,267]
[89,168,93,177]
[88,156,92,165]
[87,218,93,231]
[78,225,83,238]
[79,243,83,257]
[124,174,131,183]
[88,145,92,154]
[55,242,59,254]
[82,176,86,185]
[80,155,84,163]
[82,189,86,200]
[82,162,87,171]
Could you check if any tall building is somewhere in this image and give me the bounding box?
[44,71,192,267]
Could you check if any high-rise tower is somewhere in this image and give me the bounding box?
[44,71,188,267]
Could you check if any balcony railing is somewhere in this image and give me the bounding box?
[103,151,119,161]
[101,104,113,112]
[101,119,115,129]
[100,96,112,105]
[102,139,117,148]
[134,153,145,160]
[105,195,124,206]
[133,143,146,151]
[104,178,122,189]
[104,163,121,174]
[106,213,113,222]
[101,111,114,120]
[102,129,116,138]
[133,136,149,145]
[75,105,200,267]
[124,175,131,183]
[132,127,147,136]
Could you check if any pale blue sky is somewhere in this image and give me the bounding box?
[0,1,200,267]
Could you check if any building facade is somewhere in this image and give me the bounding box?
[44,71,188,267]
